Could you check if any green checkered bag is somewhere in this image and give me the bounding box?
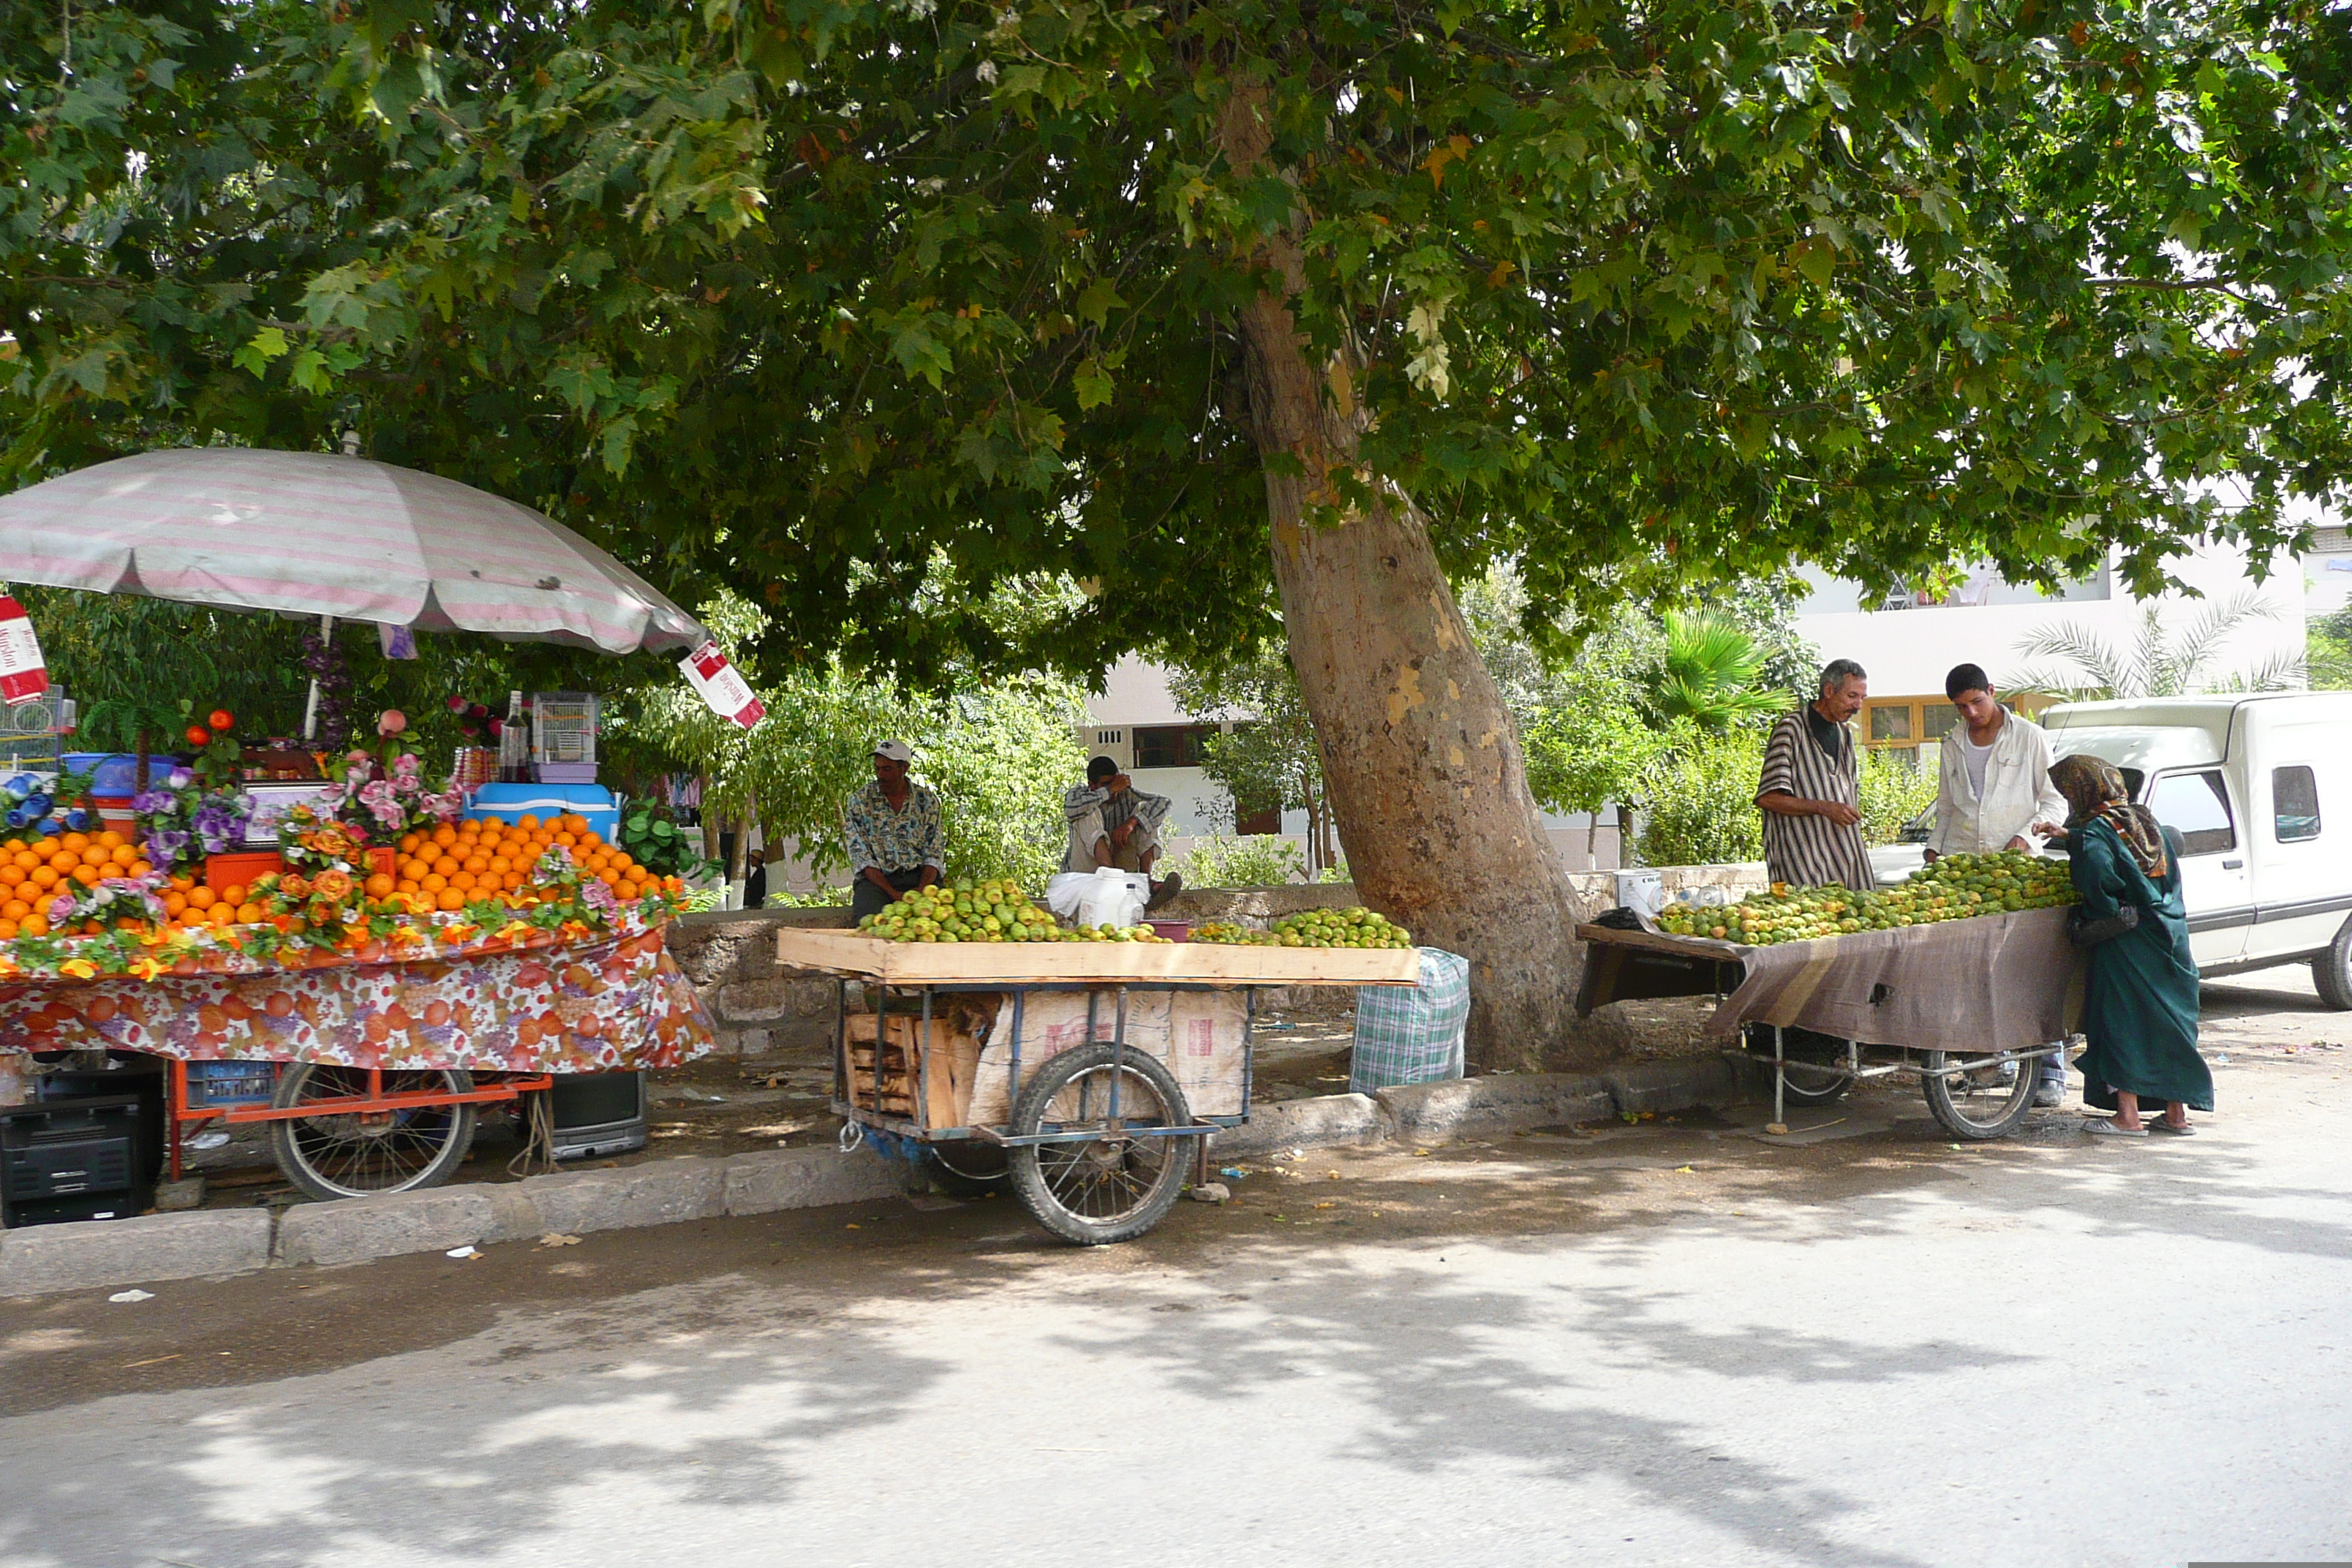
[1348,947,1470,1094]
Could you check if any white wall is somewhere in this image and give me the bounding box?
[1794,544,2307,701]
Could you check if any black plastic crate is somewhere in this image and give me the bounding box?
[2,1094,148,1227]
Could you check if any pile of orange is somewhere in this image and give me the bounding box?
[0,830,157,941]
[392,813,674,913]
[0,815,687,950]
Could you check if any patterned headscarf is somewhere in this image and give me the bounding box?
[2048,754,2168,878]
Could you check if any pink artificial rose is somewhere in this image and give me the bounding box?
[445,695,469,715]
[358,780,405,829]
[378,709,408,736]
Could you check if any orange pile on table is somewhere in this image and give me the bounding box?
[388,813,668,913]
[0,831,154,940]
[0,816,685,943]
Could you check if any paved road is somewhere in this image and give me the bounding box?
[4,976,2350,1568]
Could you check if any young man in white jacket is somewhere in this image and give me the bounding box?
[1928,662,2074,1105]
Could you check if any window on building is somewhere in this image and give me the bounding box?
[1131,724,1211,769]
[2149,769,2237,856]
[2274,766,2322,843]
[1862,696,2044,766]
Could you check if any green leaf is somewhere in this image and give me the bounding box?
[232,326,290,379]
[287,349,332,393]
[1072,356,1114,409]
[1076,278,1123,327]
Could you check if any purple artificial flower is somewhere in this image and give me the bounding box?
[581,878,619,915]
[144,827,191,862]
[167,767,194,790]
[129,788,177,815]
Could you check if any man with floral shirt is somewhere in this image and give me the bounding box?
[844,739,946,920]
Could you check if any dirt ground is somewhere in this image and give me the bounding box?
[15,1029,2345,1413]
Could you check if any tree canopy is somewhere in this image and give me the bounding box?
[7,0,2348,674]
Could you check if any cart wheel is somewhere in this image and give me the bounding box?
[1742,1025,1854,1106]
[1005,1044,1198,1245]
[1920,1051,2037,1140]
[267,1065,479,1202]
[924,1140,1010,1197]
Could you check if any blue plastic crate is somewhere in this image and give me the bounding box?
[184,1060,277,1110]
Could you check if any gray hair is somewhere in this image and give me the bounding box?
[1818,657,1867,695]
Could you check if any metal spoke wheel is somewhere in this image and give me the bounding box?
[1005,1043,1198,1245]
[1920,1050,2038,1140]
[267,1065,479,1201]
[1744,1025,1855,1107]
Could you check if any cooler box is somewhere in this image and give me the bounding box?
[466,783,619,845]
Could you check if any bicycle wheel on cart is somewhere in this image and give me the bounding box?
[1919,1049,2037,1140]
[1744,1025,1855,1107]
[924,1139,1011,1197]
[267,1064,479,1201]
[1005,1043,1199,1245]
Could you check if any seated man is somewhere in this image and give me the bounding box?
[1064,755,1182,908]
[844,739,944,921]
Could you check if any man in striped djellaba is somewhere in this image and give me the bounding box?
[1754,659,1877,892]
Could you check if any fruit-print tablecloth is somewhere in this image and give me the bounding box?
[0,922,715,1073]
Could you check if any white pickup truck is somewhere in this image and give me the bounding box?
[2040,693,2352,1006]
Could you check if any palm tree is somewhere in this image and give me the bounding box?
[2004,590,2306,699]
[1655,611,1787,731]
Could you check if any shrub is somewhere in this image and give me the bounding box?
[1635,725,1939,867]
[1858,747,1939,845]
[1635,728,1767,867]
[1169,834,1306,888]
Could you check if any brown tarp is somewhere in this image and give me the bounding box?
[1578,906,2081,1052]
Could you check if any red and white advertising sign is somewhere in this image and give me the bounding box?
[0,595,51,708]
[680,641,766,729]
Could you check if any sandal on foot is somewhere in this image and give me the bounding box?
[2151,1120,2195,1136]
[2083,1118,2148,1137]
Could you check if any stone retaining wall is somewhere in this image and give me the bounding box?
[667,864,1770,1057]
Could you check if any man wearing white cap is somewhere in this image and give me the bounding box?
[844,739,945,920]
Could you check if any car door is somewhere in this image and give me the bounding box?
[2144,767,2250,966]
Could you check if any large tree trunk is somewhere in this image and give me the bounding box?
[1218,94,1584,1070]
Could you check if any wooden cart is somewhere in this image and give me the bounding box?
[775,929,1422,1244]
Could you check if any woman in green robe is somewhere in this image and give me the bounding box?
[2044,755,2213,1137]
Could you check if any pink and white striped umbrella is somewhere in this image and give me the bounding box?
[0,449,707,656]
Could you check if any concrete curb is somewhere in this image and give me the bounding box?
[1,1054,1765,1299]
[1209,1051,1766,1157]
[2,1145,905,1300]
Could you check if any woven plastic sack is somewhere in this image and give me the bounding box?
[1348,946,1470,1095]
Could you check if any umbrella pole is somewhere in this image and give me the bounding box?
[303,614,335,742]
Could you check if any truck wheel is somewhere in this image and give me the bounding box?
[2313,918,2352,1011]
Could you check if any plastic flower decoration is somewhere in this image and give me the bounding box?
[133,766,252,875]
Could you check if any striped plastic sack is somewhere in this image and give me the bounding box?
[1348,947,1471,1095]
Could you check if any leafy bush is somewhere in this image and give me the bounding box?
[1314,856,1352,885]
[1634,728,1766,868]
[1635,725,1940,867]
[1858,747,1939,845]
[1169,834,1306,888]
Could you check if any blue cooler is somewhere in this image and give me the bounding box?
[465,783,620,844]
